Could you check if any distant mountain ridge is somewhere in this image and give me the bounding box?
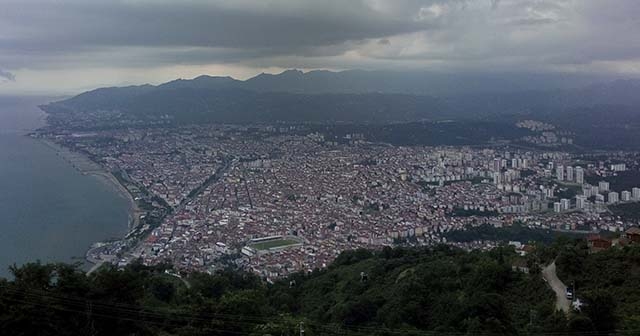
[156,69,618,95]
[42,69,640,124]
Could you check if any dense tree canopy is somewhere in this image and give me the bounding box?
[1,243,638,335]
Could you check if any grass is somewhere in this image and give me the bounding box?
[250,239,300,250]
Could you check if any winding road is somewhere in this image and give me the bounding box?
[541,261,571,313]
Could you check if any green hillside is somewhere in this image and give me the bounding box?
[2,243,637,335]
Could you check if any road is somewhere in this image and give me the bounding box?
[541,261,571,313]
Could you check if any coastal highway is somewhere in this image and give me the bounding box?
[541,261,571,313]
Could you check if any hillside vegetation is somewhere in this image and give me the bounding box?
[2,244,639,335]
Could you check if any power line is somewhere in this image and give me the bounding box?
[1,283,638,336]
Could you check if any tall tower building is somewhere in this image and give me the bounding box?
[566,166,574,182]
[556,165,564,181]
[493,158,501,172]
[575,167,584,184]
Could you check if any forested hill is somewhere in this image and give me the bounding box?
[3,243,638,335]
[40,70,640,125]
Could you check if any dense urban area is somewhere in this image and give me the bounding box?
[33,112,640,282]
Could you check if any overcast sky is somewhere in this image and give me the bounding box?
[1,0,639,94]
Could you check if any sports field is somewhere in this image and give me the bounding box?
[249,238,300,250]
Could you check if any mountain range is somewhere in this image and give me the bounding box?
[42,69,640,124]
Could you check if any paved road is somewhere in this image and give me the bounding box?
[541,261,571,313]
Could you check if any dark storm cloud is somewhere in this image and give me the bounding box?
[2,0,639,69]
[1,0,639,93]
[0,1,432,58]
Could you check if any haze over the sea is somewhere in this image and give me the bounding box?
[0,96,129,277]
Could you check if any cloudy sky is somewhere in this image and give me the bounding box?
[1,0,639,94]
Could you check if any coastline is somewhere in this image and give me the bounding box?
[35,137,142,265]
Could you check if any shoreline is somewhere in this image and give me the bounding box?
[35,137,142,265]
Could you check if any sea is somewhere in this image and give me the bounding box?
[0,95,129,278]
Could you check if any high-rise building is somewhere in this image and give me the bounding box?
[576,195,586,209]
[554,202,562,213]
[583,185,592,197]
[560,198,570,211]
[633,187,640,200]
[556,165,564,181]
[566,166,574,182]
[493,158,501,172]
[575,166,584,184]
[599,181,610,193]
[622,191,631,202]
[608,191,619,204]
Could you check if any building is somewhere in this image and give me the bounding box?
[561,198,570,211]
[611,163,626,172]
[576,195,586,209]
[587,235,612,253]
[566,166,574,182]
[493,158,502,172]
[626,227,640,243]
[575,166,584,184]
[622,190,631,202]
[608,191,619,204]
[554,202,562,213]
[633,187,640,200]
[599,181,610,193]
[556,165,564,181]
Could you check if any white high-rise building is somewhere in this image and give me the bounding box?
[554,202,562,213]
[566,166,574,182]
[561,198,570,211]
[575,167,584,184]
[576,196,587,209]
[622,191,632,202]
[599,181,610,193]
[633,187,640,200]
[608,191,619,204]
[556,165,564,181]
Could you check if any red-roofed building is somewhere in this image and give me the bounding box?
[626,227,640,243]
[587,235,612,253]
